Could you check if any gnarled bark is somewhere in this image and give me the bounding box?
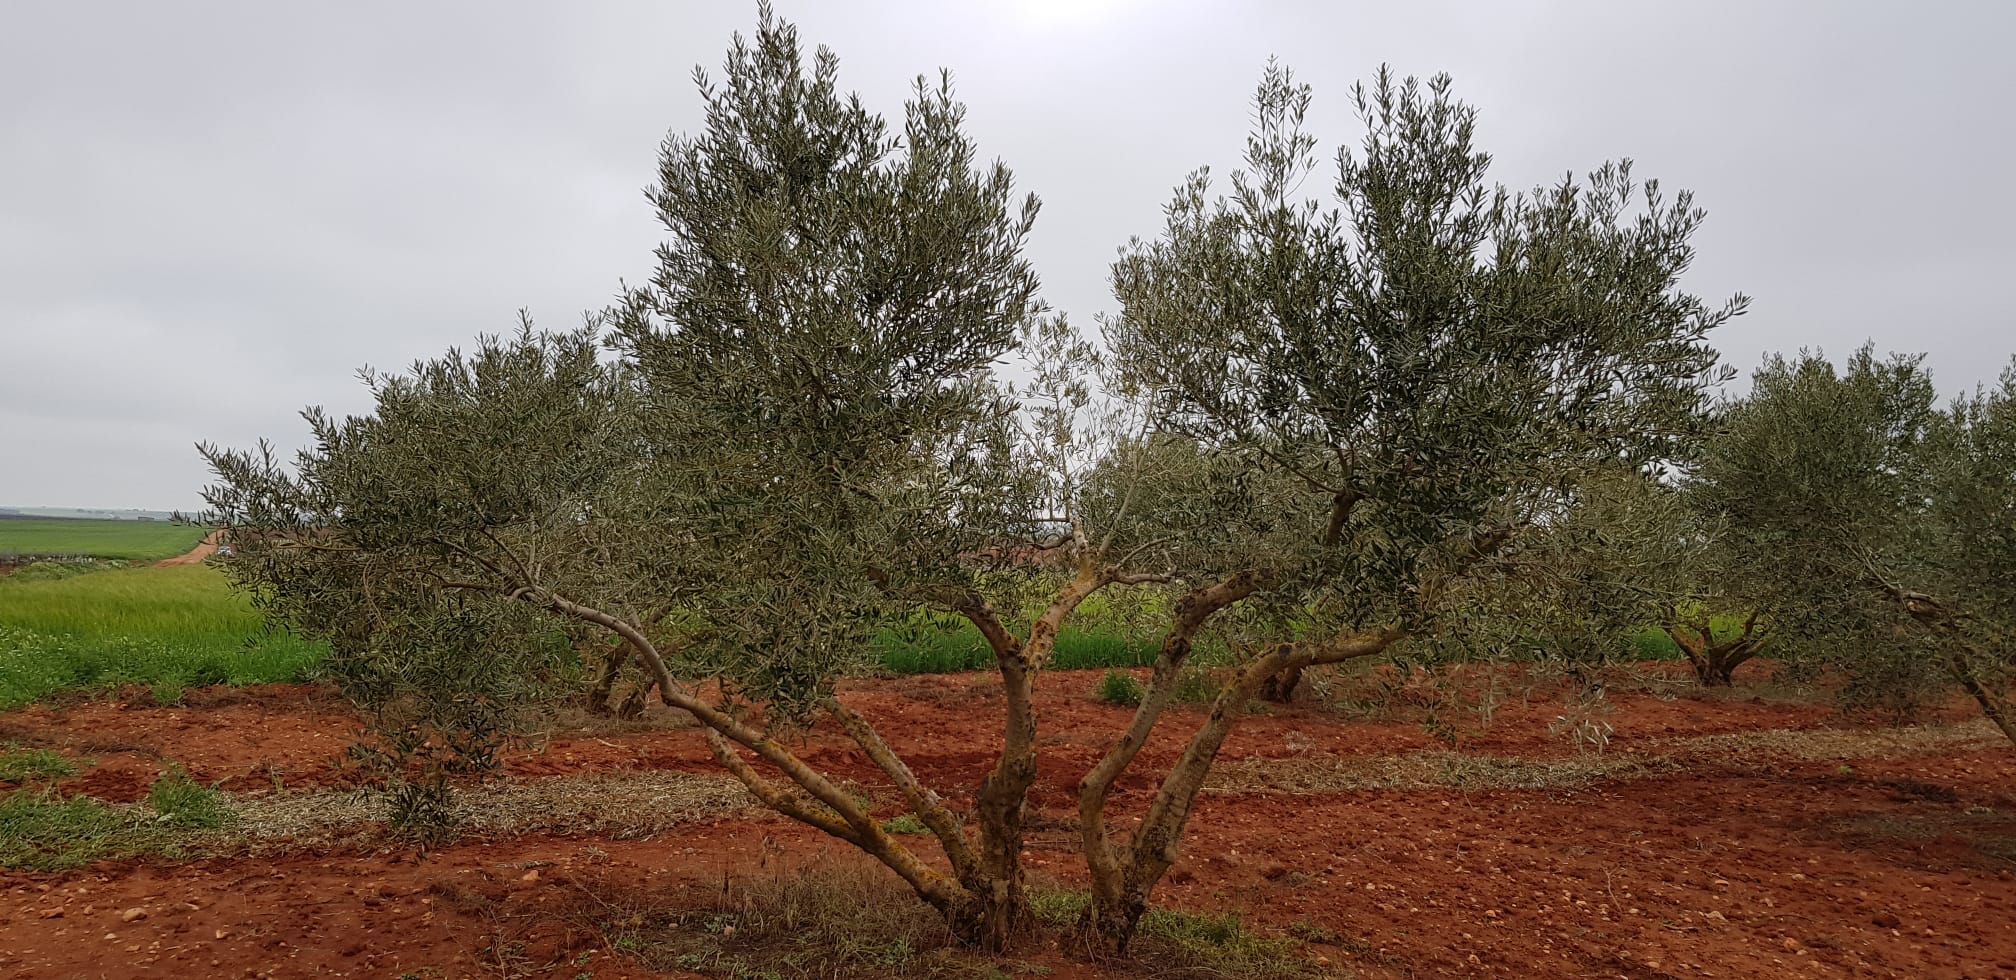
[1257,662,1305,703]
[1949,652,2016,745]
[1081,626,1402,950]
[1662,608,1765,687]
[1896,590,2016,748]
[518,587,1021,946]
[953,565,1114,947]
[1076,570,1308,951]
[584,635,632,715]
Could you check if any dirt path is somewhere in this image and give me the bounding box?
[2,672,2012,978]
[154,531,221,566]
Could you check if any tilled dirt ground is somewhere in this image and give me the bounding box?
[2,667,2013,978]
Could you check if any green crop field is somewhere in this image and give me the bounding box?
[0,518,207,562]
[0,564,323,708]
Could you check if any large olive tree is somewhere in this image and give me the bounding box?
[200,9,1148,949]
[1081,63,1745,948]
[203,25,1758,959]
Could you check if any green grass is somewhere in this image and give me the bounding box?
[1030,890,1310,976]
[0,747,76,783]
[875,624,1158,674]
[0,765,228,870]
[879,814,928,835]
[147,763,231,829]
[1096,669,1144,706]
[1629,614,1755,660]
[0,564,323,708]
[0,518,206,562]
[0,791,159,870]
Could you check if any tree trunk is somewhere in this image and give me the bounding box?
[1077,573,1270,953]
[1665,622,1759,688]
[1085,627,1403,952]
[616,680,653,719]
[1950,652,2016,747]
[937,874,1024,952]
[1258,662,1304,703]
[534,590,1023,947]
[953,569,1110,950]
[1691,656,1734,687]
[1087,887,1149,953]
[584,637,632,715]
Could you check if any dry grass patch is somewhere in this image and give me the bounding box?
[1210,720,2004,795]
[1208,751,1671,794]
[1671,718,2002,763]
[1826,809,2016,870]
[576,857,975,979]
[561,858,1320,979]
[227,769,754,850]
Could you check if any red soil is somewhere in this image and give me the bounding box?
[2,669,2013,978]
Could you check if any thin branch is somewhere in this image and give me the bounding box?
[1109,571,1174,586]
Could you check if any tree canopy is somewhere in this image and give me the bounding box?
[189,8,2016,962]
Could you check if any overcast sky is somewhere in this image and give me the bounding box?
[3,1,2011,511]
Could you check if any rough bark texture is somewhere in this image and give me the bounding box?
[584,636,632,715]
[522,587,1025,946]
[958,568,1108,948]
[1663,609,1765,688]
[1949,653,2016,746]
[1897,591,2016,748]
[1075,571,1294,951]
[1084,627,1402,950]
[1257,662,1305,703]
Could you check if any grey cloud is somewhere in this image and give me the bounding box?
[3,0,2011,509]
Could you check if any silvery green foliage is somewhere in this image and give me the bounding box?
[1105,63,1744,638]
[597,6,1043,717]
[1691,346,1949,710]
[205,9,1048,729]
[1439,467,1711,666]
[199,325,645,754]
[1907,361,2016,719]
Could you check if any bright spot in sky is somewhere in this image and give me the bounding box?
[1011,0,1139,29]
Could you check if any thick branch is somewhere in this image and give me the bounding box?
[1319,490,1362,547]
[970,567,1108,891]
[1076,570,1268,896]
[952,592,1022,660]
[826,698,982,883]
[1122,628,1403,888]
[524,588,962,907]
[1949,651,2016,746]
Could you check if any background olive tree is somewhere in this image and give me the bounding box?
[1447,468,1767,687]
[1913,362,2016,741]
[1692,346,2015,739]
[1690,347,1944,716]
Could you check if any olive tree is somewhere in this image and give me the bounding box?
[1913,362,2016,741]
[1457,469,1768,686]
[1081,63,1744,949]
[200,324,656,824]
[1690,347,1946,714]
[1694,346,2015,739]
[200,8,1136,949]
